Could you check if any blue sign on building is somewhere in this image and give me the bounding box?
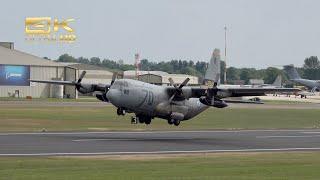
[0,65,30,86]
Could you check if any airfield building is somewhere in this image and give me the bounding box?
[123,70,199,85]
[0,42,77,98]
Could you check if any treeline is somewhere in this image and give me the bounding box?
[56,54,320,85]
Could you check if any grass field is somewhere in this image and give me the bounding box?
[1,152,320,179]
[0,105,320,132]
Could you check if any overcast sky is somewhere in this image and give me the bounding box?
[1,0,320,68]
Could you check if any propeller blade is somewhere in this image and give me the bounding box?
[168,78,177,88]
[77,71,86,83]
[111,72,117,85]
[169,92,176,102]
[178,78,190,89]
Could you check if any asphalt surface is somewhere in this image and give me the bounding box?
[1,100,320,109]
[1,130,320,156]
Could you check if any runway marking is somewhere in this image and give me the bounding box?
[0,129,319,136]
[256,135,320,138]
[1,147,320,156]
[72,138,138,142]
[72,138,194,142]
[301,132,320,134]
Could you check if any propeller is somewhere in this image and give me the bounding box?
[74,71,97,94]
[168,77,190,102]
[95,72,117,102]
[75,71,86,91]
[199,82,227,108]
[110,72,117,85]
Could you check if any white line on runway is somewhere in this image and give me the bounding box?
[256,135,320,138]
[72,138,138,142]
[1,147,320,156]
[0,129,319,136]
[301,132,320,134]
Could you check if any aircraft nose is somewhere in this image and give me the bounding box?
[106,89,118,104]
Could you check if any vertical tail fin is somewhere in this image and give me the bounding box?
[271,75,282,87]
[283,65,301,79]
[204,48,221,85]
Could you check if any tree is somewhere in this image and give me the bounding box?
[90,57,101,65]
[303,56,320,80]
[220,61,226,84]
[226,67,239,82]
[77,57,89,64]
[57,54,76,62]
[263,67,281,84]
[303,56,320,69]
[239,68,258,84]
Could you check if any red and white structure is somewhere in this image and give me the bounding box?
[135,53,140,79]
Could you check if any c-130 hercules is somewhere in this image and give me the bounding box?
[31,49,299,126]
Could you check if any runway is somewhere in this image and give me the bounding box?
[1,130,320,156]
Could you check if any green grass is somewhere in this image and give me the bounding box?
[1,152,320,179]
[263,99,311,104]
[0,105,320,132]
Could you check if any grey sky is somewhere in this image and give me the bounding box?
[1,0,320,68]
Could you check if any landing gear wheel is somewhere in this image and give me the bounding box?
[145,118,152,125]
[144,117,151,125]
[168,119,174,125]
[173,119,180,126]
[138,118,145,124]
[117,108,125,116]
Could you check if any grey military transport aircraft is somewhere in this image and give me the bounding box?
[284,65,320,92]
[31,49,299,126]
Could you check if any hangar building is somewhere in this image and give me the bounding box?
[0,42,77,98]
[124,70,199,85]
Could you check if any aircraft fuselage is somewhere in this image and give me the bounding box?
[106,79,209,121]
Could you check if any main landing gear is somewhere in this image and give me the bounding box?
[117,108,125,116]
[168,119,180,126]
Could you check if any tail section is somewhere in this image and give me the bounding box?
[283,65,301,80]
[204,48,221,85]
[271,75,282,87]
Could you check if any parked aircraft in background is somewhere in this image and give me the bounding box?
[284,65,320,92]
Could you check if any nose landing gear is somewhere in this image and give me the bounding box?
[117,108,125,116]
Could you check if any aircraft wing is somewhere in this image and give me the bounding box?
[30,79,107,93]
[189,87,300,98]
[218,87,300,97]
[30,79,77,86]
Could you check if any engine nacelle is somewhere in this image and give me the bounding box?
[77,84,96,94]
[170,112,185,121]
[96,93,109,102]
[199,97,228,108]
